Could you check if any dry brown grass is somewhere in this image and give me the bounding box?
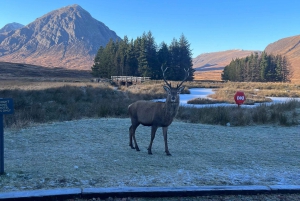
[193,70,223,81]
[0,82,129,128]
[0,61,93,80]
[0,80,109,91]
[121,81,191,100]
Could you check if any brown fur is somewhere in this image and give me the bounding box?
[128,85,184,156]
[128,66,189,156]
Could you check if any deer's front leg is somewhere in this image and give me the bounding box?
[148,126,158,155]
[162,127,171,156]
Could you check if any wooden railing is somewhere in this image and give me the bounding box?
[111,76,150,84]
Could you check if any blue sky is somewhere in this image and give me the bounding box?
[1,0,300,57]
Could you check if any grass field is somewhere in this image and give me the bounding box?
[2,118,300,193]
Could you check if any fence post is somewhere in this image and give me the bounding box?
[0,114,3,174]
[0,98,14,174]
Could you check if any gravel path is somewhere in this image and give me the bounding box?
[1,118,300,192]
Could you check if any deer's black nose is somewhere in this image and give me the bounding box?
[171,97,176,101]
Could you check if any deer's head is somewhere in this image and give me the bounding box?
[161,66,189,103]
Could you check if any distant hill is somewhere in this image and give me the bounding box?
[265,35,300,83]
[0,22,24,33]
[193,49,260,71]
[0,4,120,70]
[0,61,92,81]
[193,49,260,81]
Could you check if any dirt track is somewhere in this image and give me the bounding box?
[1,118,300,192]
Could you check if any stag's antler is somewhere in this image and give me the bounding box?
[161,65,172,88]
[177,68,189,88]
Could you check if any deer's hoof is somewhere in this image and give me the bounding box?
[166,152,172,156]
[147,149,152,155]
[130,145,135,149]
[135,147,140,152]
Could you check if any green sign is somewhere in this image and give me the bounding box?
[0,98,14,114]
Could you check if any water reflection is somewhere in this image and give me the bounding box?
[180,88,215,104]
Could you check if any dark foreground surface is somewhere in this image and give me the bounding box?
[1,186,300,201]
[70,193,300,201]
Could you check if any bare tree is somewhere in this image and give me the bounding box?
[128,66,189,155]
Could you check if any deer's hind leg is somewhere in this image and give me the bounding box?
[129,125,134,149]
[129,123,140,151]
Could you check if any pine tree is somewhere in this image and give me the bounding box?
[178,34,194,81]
[222,51,291,82]
[282,56,292,82]
[91,31,194,80]
[250,52,260,81]
[157,42,171,80]
[144,31,159,79]
[135,36,150,77]
[168,38,180,80]
[260,51,268,81]
[91,46,104,77]
[126,39,138,76]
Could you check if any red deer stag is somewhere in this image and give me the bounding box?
[128,66,189,156]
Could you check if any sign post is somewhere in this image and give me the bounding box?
[234,91,246,107]
[0,98,14,174]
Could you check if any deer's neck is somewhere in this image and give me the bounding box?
[163,101,179,121]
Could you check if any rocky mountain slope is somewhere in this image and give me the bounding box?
[0,4,120,70]
[265,34,300,82]
[0,22,24,33]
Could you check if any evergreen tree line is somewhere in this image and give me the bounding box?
[222,52,292,82]
[91,31,194,81]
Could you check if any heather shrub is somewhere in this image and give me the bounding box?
[1,84,133,128]
[177,101,299,126]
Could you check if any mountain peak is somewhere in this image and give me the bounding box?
[0,5,120,70]
[0,22,24,33]
[53,4,85,14]
[63,4,82,9]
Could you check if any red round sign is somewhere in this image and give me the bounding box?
[234,91,246,105]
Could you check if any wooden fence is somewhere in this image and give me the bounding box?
[111,76,150,86]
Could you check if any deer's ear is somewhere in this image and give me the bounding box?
[163,85,170,93]
[178,86,185,93]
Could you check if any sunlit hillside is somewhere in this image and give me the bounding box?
[265,34,300,83]
[192,50,259,81]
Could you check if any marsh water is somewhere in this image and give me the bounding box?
[155,88,300,108]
